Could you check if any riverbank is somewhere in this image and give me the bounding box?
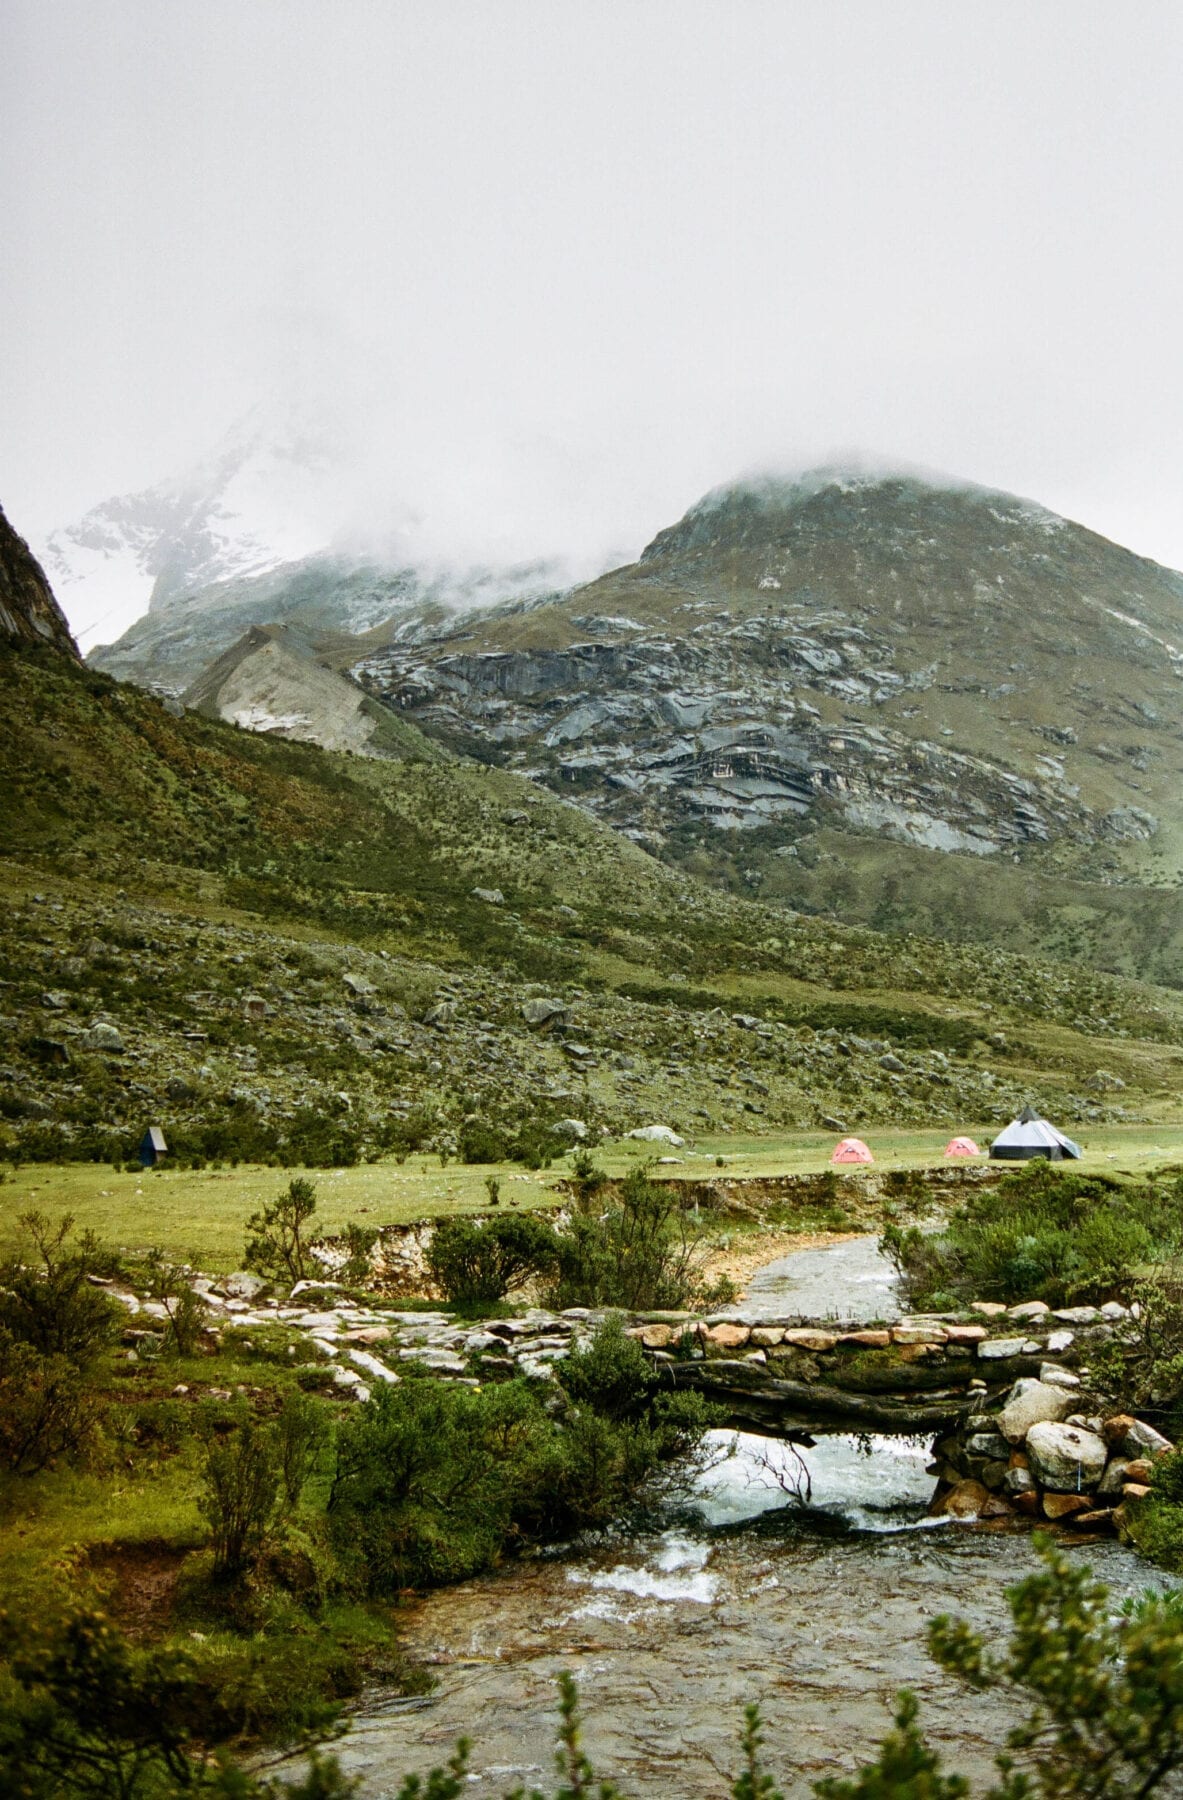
[265,1432,1180,1799]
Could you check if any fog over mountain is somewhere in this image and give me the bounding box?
[6,4,1183,649]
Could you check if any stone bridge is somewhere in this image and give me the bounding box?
[630,1302,1122,1440]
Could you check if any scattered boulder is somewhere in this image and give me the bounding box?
[1025,1420,1108,1492]
[166,1075,195,1102]
[997,1378,1075,1444]
[977,1336,1029,1360]
[780,1328,838,1351]
[934,1478,992,1518]
[944,1323,987,1345]
[878,1053,906,1073]
[520,998,569,1028]
[702,1322,751,1352]
[1043,1492,1093,1520]
[1103,1415,1174,1460]
[472,886,505,905]
[626,1124,685,1146]
[221,1271,267,1300]
[77,1020,125,1053]
[1038,1363,1080,1391]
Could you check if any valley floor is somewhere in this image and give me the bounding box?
[9,1123,1183,1270]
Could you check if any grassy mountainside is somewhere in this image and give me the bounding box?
[3,640,1183,1170]
[352,470,1183,981]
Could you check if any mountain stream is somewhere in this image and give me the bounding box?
[286,1237,1173,1797]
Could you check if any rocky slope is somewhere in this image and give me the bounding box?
[182,623,431,759]
[5,621,1183,1166]
[0,502,80,657]
[349,469,1183,978]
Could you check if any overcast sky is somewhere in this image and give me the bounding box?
[5,1,1183,639]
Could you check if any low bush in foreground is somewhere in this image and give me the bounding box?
[427,1212,558,1309]
[549,1164,731,1311]
[327,1317,713,1592]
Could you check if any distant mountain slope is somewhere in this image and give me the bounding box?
[58,401,569,690]
[88,552,566,694]
[0,502,80,658]
[46,399,355,632]
[183,623,440,759]
[353,467,1183,980]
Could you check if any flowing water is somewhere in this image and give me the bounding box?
[296,1239,1173,1797]
[738,1232,903,1322]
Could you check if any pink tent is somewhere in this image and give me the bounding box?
[831,1137,874,1165]
[944,1136,981,1157]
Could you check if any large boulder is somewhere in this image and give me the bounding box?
[1025,1420,1109,1492]
[997,1378,1076,1444]
[520,997,569,1028]
[626,1124,684,1146]
[77,1020,125,1053]
[1103,1415,1175,1460]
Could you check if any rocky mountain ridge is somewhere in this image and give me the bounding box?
[0,502,80,657]
[182,622,436,759]
[343,469,1183,978]
[359,470,1183,861]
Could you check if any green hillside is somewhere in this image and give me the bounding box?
[3,639,1183,1171]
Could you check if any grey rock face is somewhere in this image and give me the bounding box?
[1025,1420,1108,1491]
[997,1378,1075,1444]
[520,998,569,1028]
[77,1020,126,1053]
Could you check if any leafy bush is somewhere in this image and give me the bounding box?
[427,1213,558,1309]
[244,1178,318,1286]
[457,1112,561,1170]
[339,1221,379,1284]
[0,1330,101,1473]
[882,1163,1172,1309]
[0,1212,120,1364]
[328,1320,712,1592]
[200,1419,282,1580]
[275,1390,331,1510]
[144,1249,208,1356]
[550,1166,708,1311]
[0,1607,242,1798]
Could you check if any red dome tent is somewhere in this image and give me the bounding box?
[831,1137,874,1165]
[944,1136,980,1157]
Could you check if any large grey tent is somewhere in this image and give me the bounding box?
[989,1106,1081,1162]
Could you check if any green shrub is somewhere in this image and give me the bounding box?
[328,1321,712,1592]
[275,1391,331,1510]
[427,1213,557,1310]
[244,1178,317,1287]
[144,1249,208,1356]
[550,1166,706,1311]
[883,1163,1174,1309]
[0,1330,102,1473]
[339,1221,379,1284]
[200,1419,282,1580]
[0,1212,120,1365]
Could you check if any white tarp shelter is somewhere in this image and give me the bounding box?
[989,1105,1081,1162]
